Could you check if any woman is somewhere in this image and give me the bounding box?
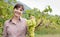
[3,3,27,37]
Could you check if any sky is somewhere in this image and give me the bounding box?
[17,0,60,15]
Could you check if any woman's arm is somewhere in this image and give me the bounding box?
[3,21,8,37]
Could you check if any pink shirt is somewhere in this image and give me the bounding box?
[3,18,27,37]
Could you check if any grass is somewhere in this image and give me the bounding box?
[35,34,60,37]
[35,25,60,37]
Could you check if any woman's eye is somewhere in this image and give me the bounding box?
[20,9,23,11]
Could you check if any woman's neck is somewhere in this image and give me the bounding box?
[12,16,20,23]
[13,16,20,20]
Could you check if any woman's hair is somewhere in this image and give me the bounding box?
[14,3,24,10]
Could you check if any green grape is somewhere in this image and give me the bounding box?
[27,19,36,37]
[27,20,32,26]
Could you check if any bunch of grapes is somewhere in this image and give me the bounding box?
[27,18,36,37]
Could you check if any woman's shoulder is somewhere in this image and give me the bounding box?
[4,19,10,26]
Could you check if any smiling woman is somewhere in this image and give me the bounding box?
[3,3,27,37]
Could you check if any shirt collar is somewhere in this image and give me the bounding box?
[9,18,21,22]
[9,17,22,25]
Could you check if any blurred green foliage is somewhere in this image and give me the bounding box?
[0,0,16,37]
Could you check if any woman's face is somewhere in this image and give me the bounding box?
[13,7,23,17]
